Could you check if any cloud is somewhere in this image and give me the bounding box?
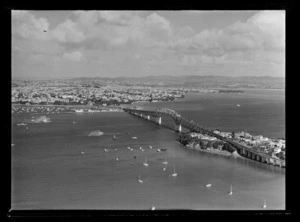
[52,19,86,43]
[162,10,285,66]
[63,51,83,61]
[12,10,50,40]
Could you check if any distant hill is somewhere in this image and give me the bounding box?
[69,75,285,84]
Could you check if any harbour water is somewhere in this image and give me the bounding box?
[11,89,285,210]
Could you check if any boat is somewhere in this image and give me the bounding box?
[116,157,119,161]
[156,149,161,152]
[237,104,240,107]
[75,109,84,113]
[163,167,166,171]
[149,145,152,149]
[171,165,177,177]
[143,158,148,167]
[151,205,155,210]
[17,123,27,126]
[228,185,233,196]
[139,146,142,150]
[162,157,168,165]
[206,184,212,188]
[132,136,138,139]
[113,135,117,140]
[81,151,84,155]
[262,200,267,209]
[104,149,109,152]
[138,175,143,183]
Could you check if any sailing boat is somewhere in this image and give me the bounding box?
[262,200,267,209]
[138,174,143,183]
[228,185,233,196]
[143,158,148,167]
[171,165,177,177]
[162,157,168,165]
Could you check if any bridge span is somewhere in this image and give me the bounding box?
[123,107,285,168]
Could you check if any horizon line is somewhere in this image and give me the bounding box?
[12,74,285,81]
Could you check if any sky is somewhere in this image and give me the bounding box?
[11,10,285,79]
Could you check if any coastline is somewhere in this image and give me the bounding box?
[185,143,243,159]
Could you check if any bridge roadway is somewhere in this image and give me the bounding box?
[123,107,285,167]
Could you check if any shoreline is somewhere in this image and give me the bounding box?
[185,143,243,159]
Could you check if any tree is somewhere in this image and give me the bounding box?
[212,142,219,149]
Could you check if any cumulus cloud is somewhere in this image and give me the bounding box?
[163,10,285,66]
[12,10,50,40]
[12,10,285,78]
[52,19,86,43]
[63,51,84,61]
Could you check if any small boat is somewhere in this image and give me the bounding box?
[141,149,144,152]
[116,157,119,161]
[104,149,109,152]
[139,146,142,150]
[130,149,133,151]
[26,126,29,130]
[151,205,155,210]
[138,175,143,183]
[162,157,168,165]
[143,158,148,167]
[206,184,212,188]
[262,200,267,209]
[81,151,84,155]
[163,168,166,171]
[127,147,131,150]
[75,109,84,113]
[11,144,15,146]
[113,135,117,140]
[228,185,233,196]
[156,149,161,152]
[73,121,76,124]
[132,137,138,140]
[171,165,177,177]
[115,149,118,151]
[149,145,152,149]
[237,104,240,107]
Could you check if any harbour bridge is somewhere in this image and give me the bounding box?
[123,107,285,168]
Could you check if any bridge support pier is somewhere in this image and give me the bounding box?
[152,116,161,125]
[248,152,251,158]
[176,124,182,132]
[256,155,260,161]
[158,117,161,125]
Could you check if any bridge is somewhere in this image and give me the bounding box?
[123,107,285,168]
